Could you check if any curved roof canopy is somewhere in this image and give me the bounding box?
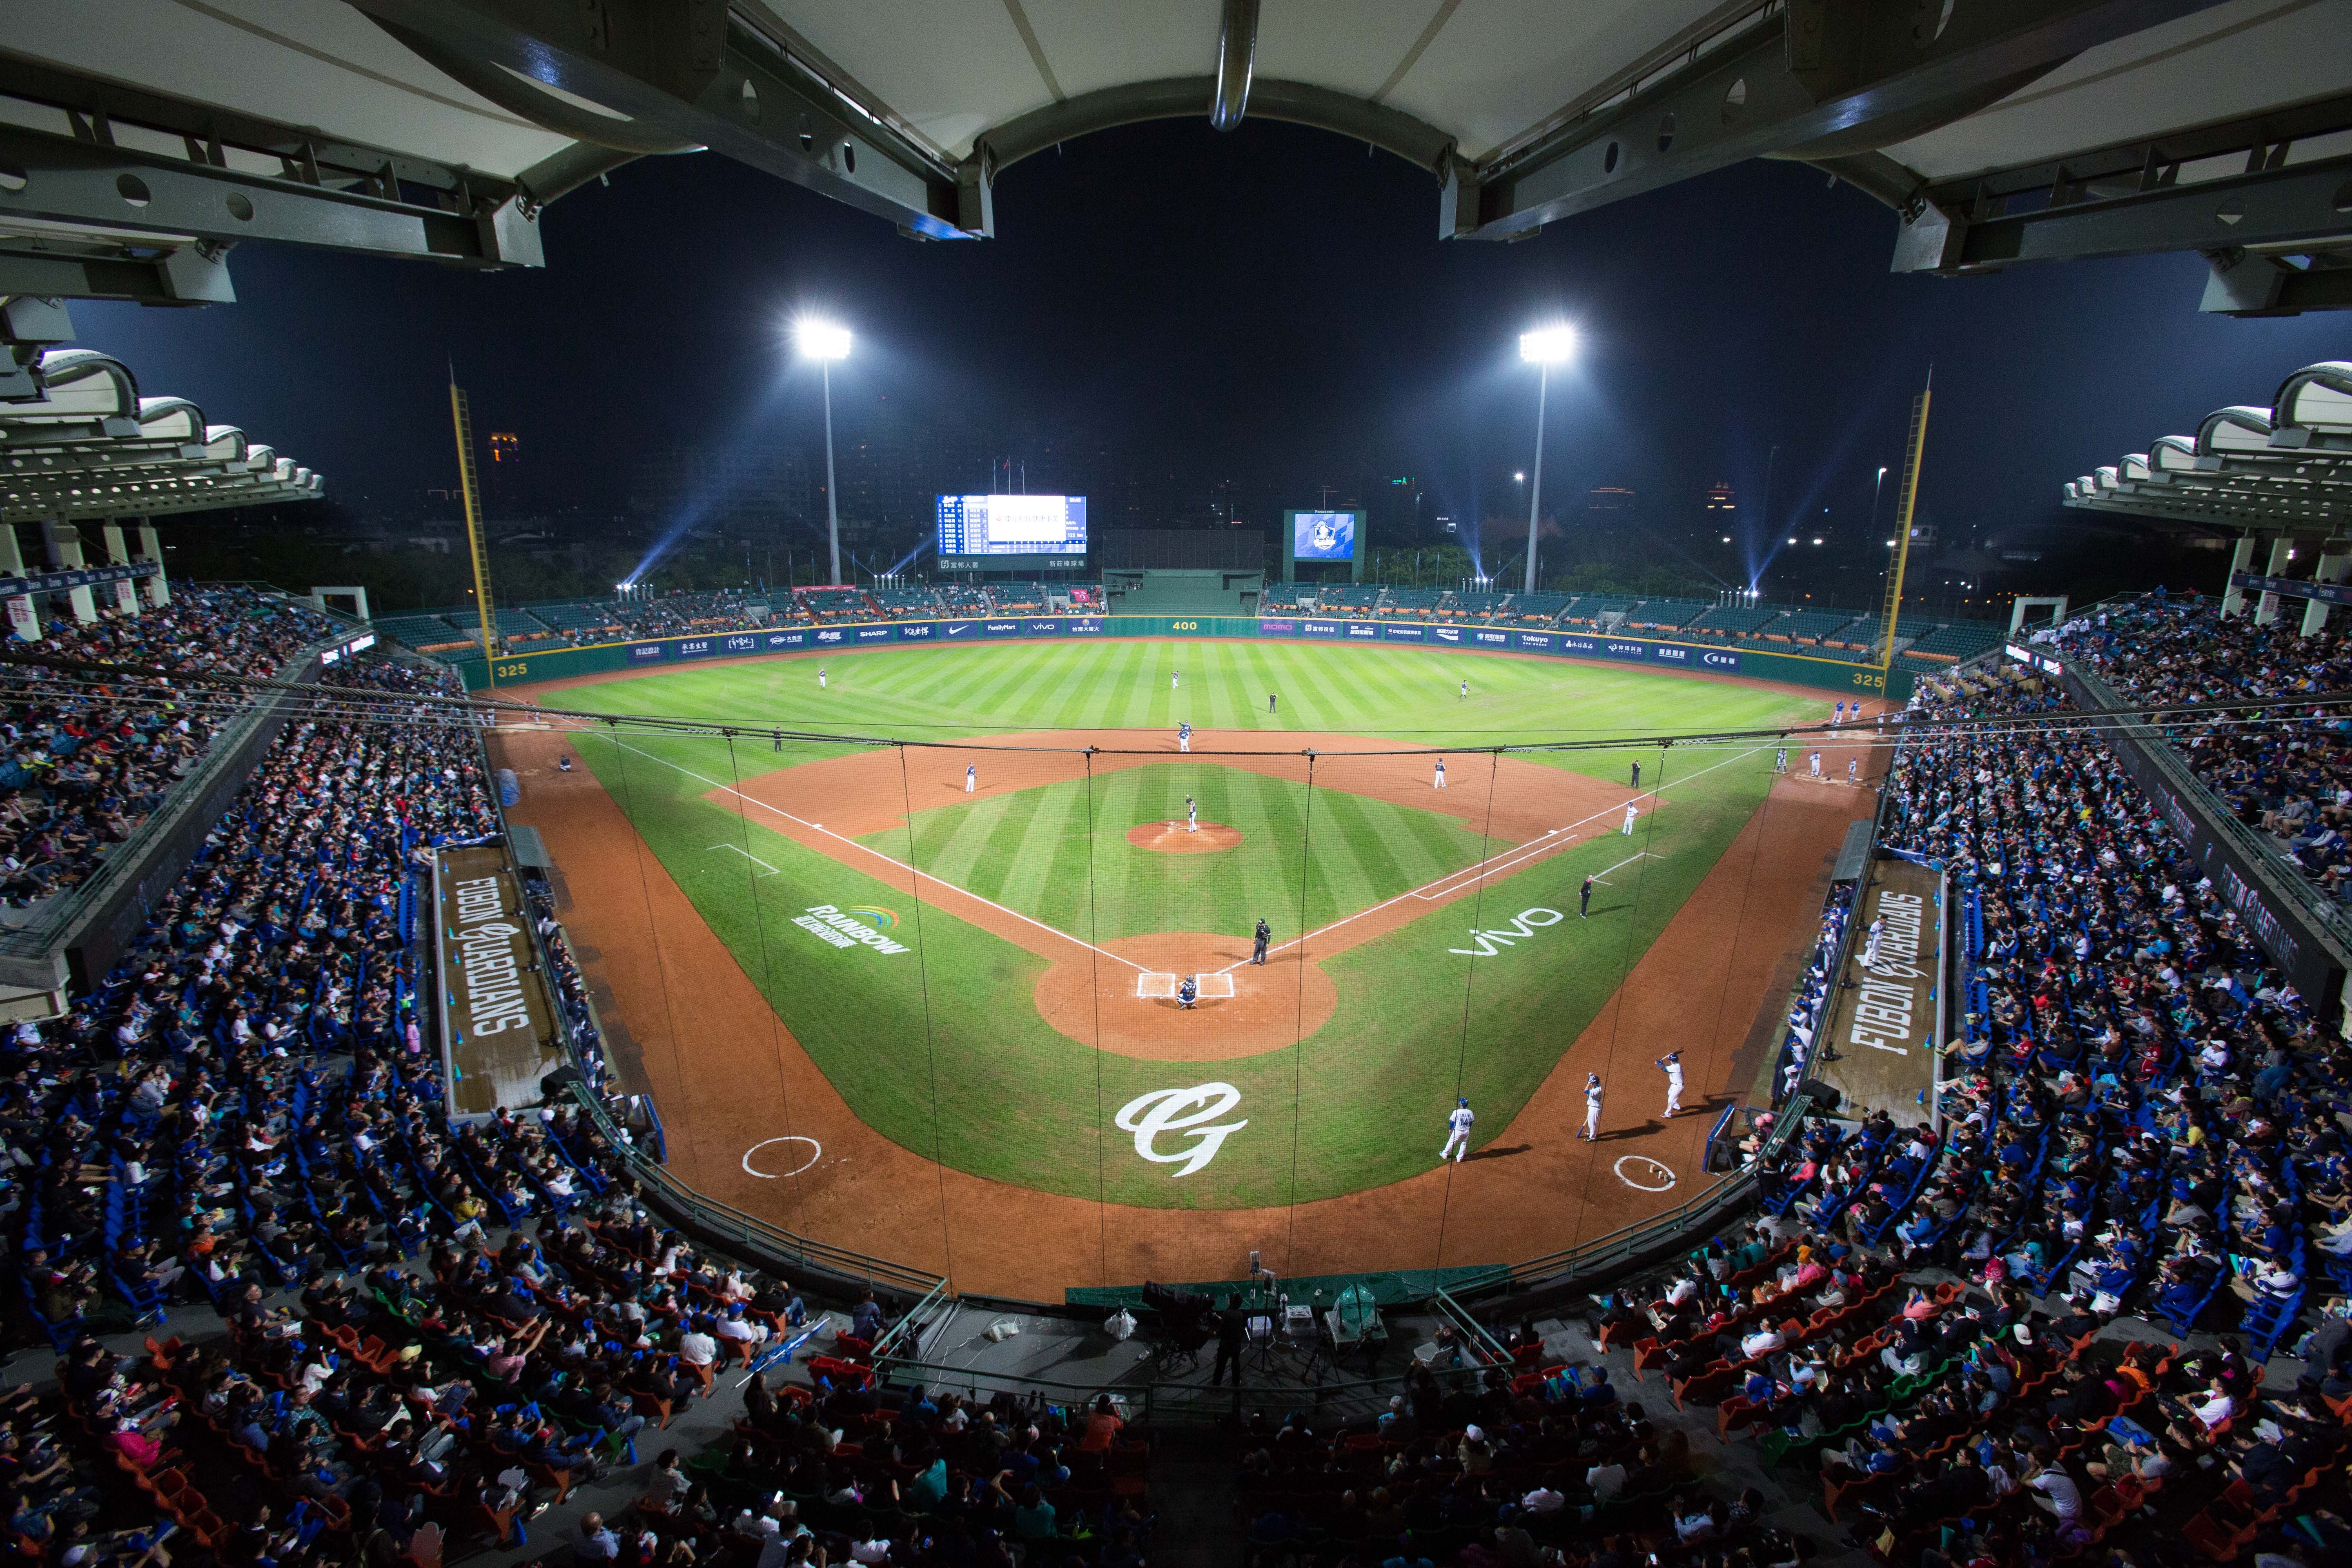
[2062,360,2352,532]
[0,348,323,523]
[0,0,2346,314]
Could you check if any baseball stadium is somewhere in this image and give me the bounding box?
[479,624,1894,1298]
[6,3,2352,1565]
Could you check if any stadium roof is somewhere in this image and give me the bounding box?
[0,0,2347,323]
[0,345,323,523]
[2063,361,2352,533]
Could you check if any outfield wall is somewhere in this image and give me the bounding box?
[457,613,1911,703]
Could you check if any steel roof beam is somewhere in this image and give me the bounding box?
[1448,0,2217,242]
[349,0,976,238]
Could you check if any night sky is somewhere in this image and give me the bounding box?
[76,115,2348,583]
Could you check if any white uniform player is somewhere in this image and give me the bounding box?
[1434,758,1447,790]
[818,667,827,689]
[1460,679,1469,701]
[964,764,976,793]
[1621,803,1639,835]
[1581,1074,1603,1141]
[1441,1098,1474,1163]
[1847,757,1859,785]
[1774,747,1788,773]
[1657,1051,1685,1118]
[1172,672,1180,691]
[1809,751,1822,779]
[1862,915,1886,968]
[1186,795,1198,833]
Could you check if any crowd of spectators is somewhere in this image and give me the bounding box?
[0,588,337,911]
[2051,594,2352,900]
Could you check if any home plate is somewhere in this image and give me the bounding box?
[1135,972,1236,1000]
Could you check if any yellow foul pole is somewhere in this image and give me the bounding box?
[1878,377,1933,677]
[448,376,497,693]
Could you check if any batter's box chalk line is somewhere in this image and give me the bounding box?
[1135,972,1234,1000]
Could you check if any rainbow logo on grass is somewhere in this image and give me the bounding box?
[844,905,899,930]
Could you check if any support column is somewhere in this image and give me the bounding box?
[2255,536,2294,626]
[2221,535,2257,617]
[38,522,96,623]
[100,524,140,616]
[136,525,169,607]
[0,526,36,641]
[2305,542,2352,636]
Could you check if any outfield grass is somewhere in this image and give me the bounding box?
[550,640,1825,1207]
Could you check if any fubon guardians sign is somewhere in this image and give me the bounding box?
[433,845,563,1116]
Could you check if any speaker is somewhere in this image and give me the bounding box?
[1796,1079,1843,1115]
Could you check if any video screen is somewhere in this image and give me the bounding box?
[936,494,1088,556]
[1292,510,1356,561]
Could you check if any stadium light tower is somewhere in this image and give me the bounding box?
[1518,324,1576,595]
[795,318,853,585]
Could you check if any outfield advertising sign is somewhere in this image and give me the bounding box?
[467,612,1900,700]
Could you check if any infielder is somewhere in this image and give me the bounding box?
[1581,1074,1603,1141]
[1846,757,1860,785]
[1178,721,1192,754]
[1441,1097,1474,1163]
[1657,1050,1685,1118]
[964,764,976,793]
[1621,803,1639,835]
[1434,757,1447,790]
[1580,875,1594,918]
[1774,747,1788,773]
[1808,751,1822,779]
[1251,918,1271,965]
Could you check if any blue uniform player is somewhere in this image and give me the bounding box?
[1178,721,1192,754]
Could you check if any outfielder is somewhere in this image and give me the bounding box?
[1434,757,1447,790]
[1581,1074,1603,1140]
[1460,678,1468,701]
[1251,918,1271,965]
[1172,671,1180,691]
[1186,794,1198,833]
[1178,721,1192,754]
[964,764,976,793]
[1657,1050,1685,1118]
[1441,1097,1474,1163]
[1621,802,1639,835]
[818,666,828,690]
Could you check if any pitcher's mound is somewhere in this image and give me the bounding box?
[1127,820,1240,853]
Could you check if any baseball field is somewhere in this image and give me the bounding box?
[491,636,1882,1293]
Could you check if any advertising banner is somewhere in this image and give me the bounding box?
[1601,639,1650,662]
[1298,619,1346,639]
[1697,648,1742,673]
[1022,618,1064,636]
[895,621,935,641]
[852,624,895,644]
[1469,628,1511,649]
[1257,619,1298,636]
[1343,621,1379,640]
[675,638,717,659]
[433,845,563,1117]
[628,642,664,662]
[1067,617,1106,635]
[1512,631,1555,653]
[1382,623,1427,642]
[764,629,810,650]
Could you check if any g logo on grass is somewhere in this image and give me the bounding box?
[1115,1083,1248,1178]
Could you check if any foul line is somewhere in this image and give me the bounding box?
[609,735,1763,982]
[1214,746,1764,974]
[599,737,1149,972]
[1588,850,1651,884]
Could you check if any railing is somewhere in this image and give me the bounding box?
[871,1345,1494,1430]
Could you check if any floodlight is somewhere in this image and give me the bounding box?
[1513,471,1526,482]
[1519,325,1576,363]
[795,318,852,361]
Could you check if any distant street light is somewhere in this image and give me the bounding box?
[795,317,853,585]
[1518,324,1577,595]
